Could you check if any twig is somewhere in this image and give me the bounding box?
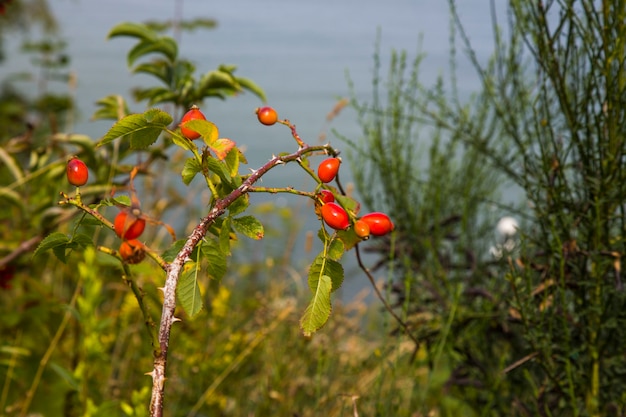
[148,143,331,417]
[354,244,421,349]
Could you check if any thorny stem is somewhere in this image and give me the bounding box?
[149,143,332,417]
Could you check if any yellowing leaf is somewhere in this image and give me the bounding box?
[210,138,236,161]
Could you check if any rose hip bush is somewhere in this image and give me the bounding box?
[40,103,394,415]
[1,19,400,417]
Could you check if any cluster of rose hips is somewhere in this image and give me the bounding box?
[253,106,395,240]
[65,104,394,266]
[315,156,394,239]
[66,156,147,264]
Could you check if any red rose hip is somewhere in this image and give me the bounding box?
[360,212,394,236]
[321,202,350,230]
[180,105,206,140]
[256,106,278,126]
[114,210,146,240]
[317,157,340,183]
[66,157,89,186]
[119,239,145,264]
[317,189,335,204]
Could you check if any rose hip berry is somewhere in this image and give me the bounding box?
[180,105,206,140]
[114,210,146,240]
[321,202,350,230]
[354,219,371,239]
[119,239,146,264]
[66,157,88,186]
[318,190,335,204]
[256,106,278,126]
[360,212,394,236]
[317,157,341,184]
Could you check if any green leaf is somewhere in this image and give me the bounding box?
[98,108,172,149]
[128,37,178,67]
[132,87,179,107]
[34,232,70,258]
[327,238,345,261]
[224,147,241,177]
[335,193,361,216]
[228,195,249,216]
[171,132,198,153]
[219,217,232,256]
[200,240,228,281]
[107,22,157,42]
[182,119,219,145]
[132,59,172,85]
[236,76,267,102]
[182,158,202,185]
[308,252,344,292]
[232,215,264,240]
[92,95,130,121]
[203,153,233,186]
[161,239,188,263]
[72,233,95,248]
[300,275,332,337]
[201,69,240,91]
[176,262,204,318]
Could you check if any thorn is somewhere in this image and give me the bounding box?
[145,370,156,379]
[157,287,165,294]
[172,317,182,323]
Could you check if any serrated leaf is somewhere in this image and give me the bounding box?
[111,195,132,207]
[170,132,198,153]
[327,238,345,261]
[232,215,264,240]
[335,193,360,216]
[98,109,172,149]
[128,37,177,67]
[203,153,232,186]
[228,195,249,216]
[336,227,363,251]
[308,253,344,292]
[176,262,204,318]
[209,138,236,161]
[182,158,202,185]
[34,232,70,258]
[224,147,240,177]
[219,217,232,255]
[107,22,157,42]
[182,119,219,145]
[200,240,228,281]
[161,239,187,262]
[300,275,332,336]
[72,234,95,248]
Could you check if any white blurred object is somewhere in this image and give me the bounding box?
[491,216,519,260]
[497,216,519,239]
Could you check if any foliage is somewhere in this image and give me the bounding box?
[0,10,395,417]
[343,1,626,416]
